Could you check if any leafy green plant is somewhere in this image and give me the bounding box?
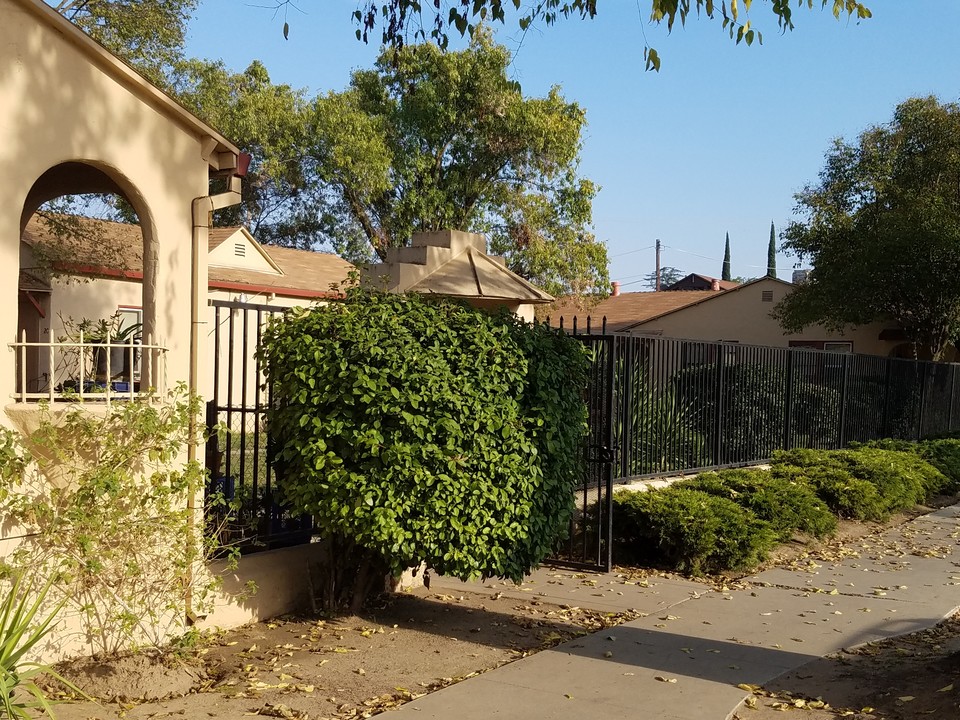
[671,361,841,463]
[612,487,776,575]
[258,290,589,612]
[918,439,960,493]
[622,370,707,475]
[680,468,837,541]
[0,577,75,719]
[772,446,943,519]
[0,385,240,655]
[852,438,960,495]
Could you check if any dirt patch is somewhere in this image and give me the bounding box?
[735,615,960,720]
[54,651,204,702]
[49,586,639,719]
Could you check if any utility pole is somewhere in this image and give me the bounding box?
[655,238,662,291]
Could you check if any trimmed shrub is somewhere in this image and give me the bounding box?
[612,487,777,575]
[681,468,837,540]
[919,439,960,492]
[774,463,885,520]
[850,438,960,495]
[772,446,945,519]
[258,290,589,611]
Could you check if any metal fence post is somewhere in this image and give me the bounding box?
[838,353,850,448]
[603,333,616,572]
[783,350,794,450]
[713,348,724,466]
[917,360,926,441]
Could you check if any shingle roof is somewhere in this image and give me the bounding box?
[549,290,721,332]
[20,216,353,299]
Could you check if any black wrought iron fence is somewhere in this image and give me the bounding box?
[557,321,960,484]
[205,299,313,552]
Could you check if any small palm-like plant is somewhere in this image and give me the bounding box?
[0,577,72,719]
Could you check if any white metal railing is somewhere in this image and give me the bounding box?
[10,330,167,404]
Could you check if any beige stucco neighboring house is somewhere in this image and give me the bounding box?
[555,277,911,357]
[19,216,354,397]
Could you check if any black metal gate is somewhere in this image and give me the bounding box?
[205,299,312,552]
[550,329,616,572]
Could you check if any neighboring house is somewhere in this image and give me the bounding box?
[548,288,724,332]
[555,277,917,358]
[663,273,739,292]
[19,215,354,397]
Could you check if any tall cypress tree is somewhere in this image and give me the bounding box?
[767,221,777,278]
[722,233,731,281]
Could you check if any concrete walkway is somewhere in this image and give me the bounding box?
[393,504,960,720]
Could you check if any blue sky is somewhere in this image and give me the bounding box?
[185,1,960,290]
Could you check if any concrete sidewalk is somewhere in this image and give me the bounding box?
[394,504,960,720]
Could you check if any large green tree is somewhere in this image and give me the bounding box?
[774,96,960,360]
[722,232,732,282]
[169,59,317,246]
[766,221,777,279]
[643,265,684,290]
[307,30,607,296]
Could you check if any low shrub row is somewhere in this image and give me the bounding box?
[613,439,960,576]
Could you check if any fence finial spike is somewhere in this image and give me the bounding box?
[586,315,592,334]
[572,316,578,335]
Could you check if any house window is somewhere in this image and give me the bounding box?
[824,341,852,354]
[234,242,246,257]
[761,290,774,303]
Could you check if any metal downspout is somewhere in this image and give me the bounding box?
[186,176,242,622]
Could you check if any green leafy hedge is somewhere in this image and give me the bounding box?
[772,447,944,519]
[680,468,837,540]
[850,438,960,494]
[613,487,777,575]
[614,441,956,576]
[258,290,589,609]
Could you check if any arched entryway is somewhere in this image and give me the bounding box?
[16,160,160,395]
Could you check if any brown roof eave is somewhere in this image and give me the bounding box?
[208,279,342,300]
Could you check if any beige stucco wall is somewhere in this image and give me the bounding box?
[0,0,209,418]
[201,543,327,630]
[631,278,900,357]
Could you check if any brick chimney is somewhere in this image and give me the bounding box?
[711,278,721,291]
[611,281,621,297]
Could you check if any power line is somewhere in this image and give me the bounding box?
[610,244,655,258]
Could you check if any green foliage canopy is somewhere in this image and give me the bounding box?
[308,31,608,296]
[766,221,777,279]
[258,291,589,608]
[169,59,317,247]
[643,266,685,290]
[774,97,960,360]
[722,232,731,282]
[353,1,872,70]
